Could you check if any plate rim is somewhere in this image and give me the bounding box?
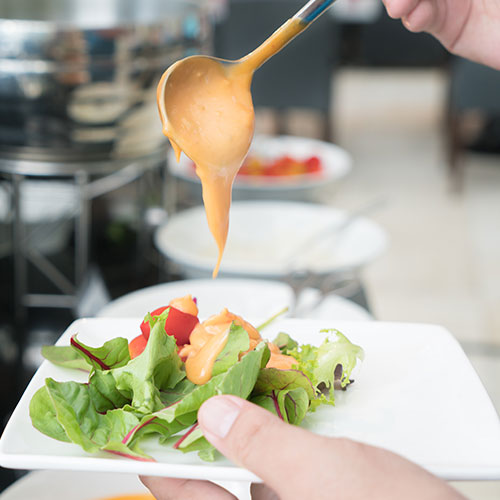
[2,318,500,482]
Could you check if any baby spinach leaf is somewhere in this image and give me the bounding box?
[42,378,102,453]
[250,393,278,416]
[70,335,130,371]
[198,447,216,462]
[279,387,309,424]
[30,378,149,459]
[124,410,198,446]
[41,345,90,372]
[251,387,309,425]
[173,425,217,462]
[272,332,298,354]
[250,367,313,424]
[29,385,71,443]
[252,367,315,400]
[101,441,155,462]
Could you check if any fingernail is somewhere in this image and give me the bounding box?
[198,396,243,439]
[402,16,411,29]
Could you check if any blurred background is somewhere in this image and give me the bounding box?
[0,0,499,497]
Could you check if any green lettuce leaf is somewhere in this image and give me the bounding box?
[108,320,185,414]
[211,323,250,377]
[288,329,364,409]
[315,330,364,388]
[159,378,197,407]
[150,342,269,429]
[31,320,363,463]
[88,370,131,413]
[125,342,270,452]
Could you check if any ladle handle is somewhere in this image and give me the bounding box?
[237,0,336,72]
[294,0,336,24]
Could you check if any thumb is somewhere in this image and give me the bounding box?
[197,395,324,494]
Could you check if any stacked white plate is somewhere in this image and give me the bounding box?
[154,201,388,279]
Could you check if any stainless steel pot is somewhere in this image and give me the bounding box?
[0,0,211,162]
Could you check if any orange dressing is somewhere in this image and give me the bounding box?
[184,322,231,385]
[169,294,198,316]
[179,308,297,384]
[157,60,253,278]
[267,341,298,370]
[156,18,307,380]
[157,18,306,278]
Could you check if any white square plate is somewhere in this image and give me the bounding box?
[1,318,500,482]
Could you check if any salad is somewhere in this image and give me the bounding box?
[30,295,364,462]
[190,154,323,179]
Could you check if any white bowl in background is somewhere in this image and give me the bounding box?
[154,201,388,279]
[168,134,352,201]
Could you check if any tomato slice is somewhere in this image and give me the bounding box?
[164,306,199,346]
[140,305,199,346]
[305,155,322,174]
[140,306,168,338]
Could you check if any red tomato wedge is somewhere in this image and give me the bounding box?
[129,334,147,359]
[140,306,168,338]
[140,305,199,346]
[191,154,323,178]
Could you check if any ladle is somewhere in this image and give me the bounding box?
[156,0,336,277]
[157,0,336,161]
